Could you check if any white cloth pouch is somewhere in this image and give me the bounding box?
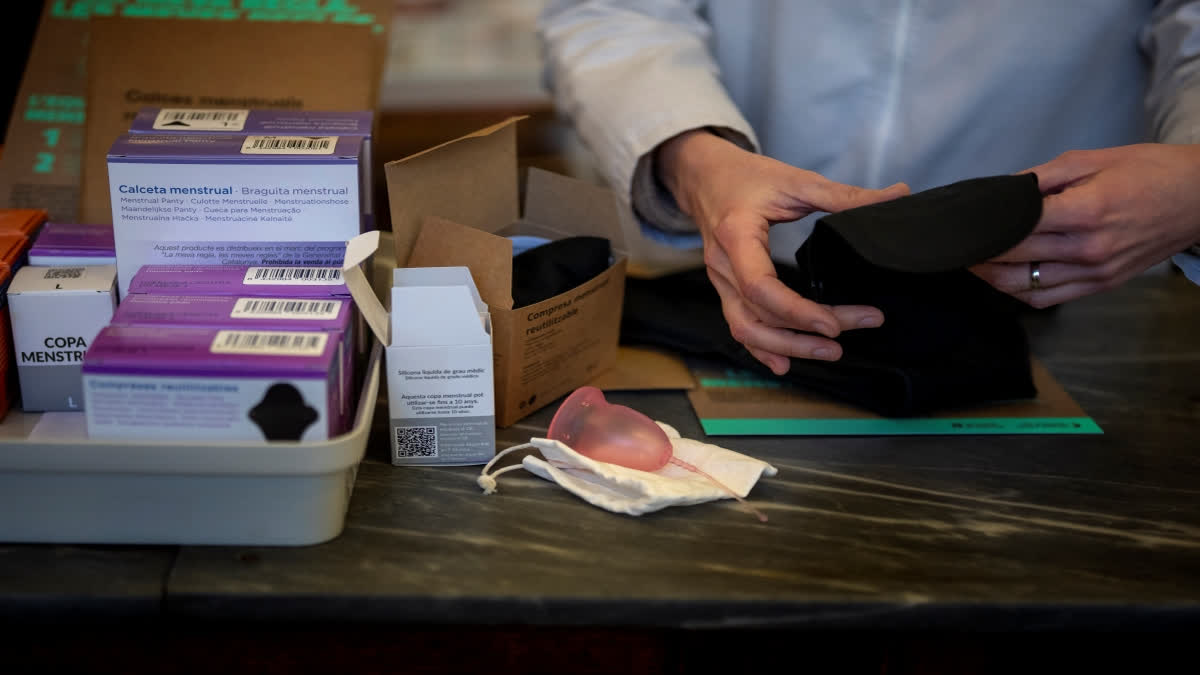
[478,422,777,517]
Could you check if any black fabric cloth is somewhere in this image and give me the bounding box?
[817,173,1043,274]
[511,236,612,308]
[621,174,1043,417]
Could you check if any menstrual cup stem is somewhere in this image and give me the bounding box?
[668,457,768,523]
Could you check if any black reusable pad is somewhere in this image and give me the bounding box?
[620,174,1044,417]
[511,236,612,308]
[817,173,1043,274]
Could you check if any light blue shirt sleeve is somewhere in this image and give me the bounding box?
[1142,2,1200,285]
[1173,247,1200,283]
[1142,1,1200,145]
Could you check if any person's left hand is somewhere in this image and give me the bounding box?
[971,143,1200,307]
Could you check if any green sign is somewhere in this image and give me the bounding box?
[700,417,1103,436]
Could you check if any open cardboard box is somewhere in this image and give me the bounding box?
[383,117,628,427]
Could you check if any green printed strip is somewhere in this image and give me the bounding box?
[700,417,1103,436]
[52,1,377,24]
[25,94,86,125]
[698,376,789,389]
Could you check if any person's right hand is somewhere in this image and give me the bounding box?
[656,129,909,374]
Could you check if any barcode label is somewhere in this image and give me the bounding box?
[243,266,343,285]
[210,330,328,356]
[240,135,336,155]
[230,298,342,320]
[153,108,249,131]
[43,267,85,280]
[395,426,438,459]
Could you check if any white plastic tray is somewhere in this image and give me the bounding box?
[0,340,382,546]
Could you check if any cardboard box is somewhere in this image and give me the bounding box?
[28,223,116,266]
[0,2,393,222]
[384,118,627,427]
[106,133,364,297]
[127,108,376,229]
[7,264,118,411]
[342,233,496,465]
[83,324,342,442]
[81,16,381,224]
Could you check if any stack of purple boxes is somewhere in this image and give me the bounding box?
[83,264,355,442]
[74,107,373,442]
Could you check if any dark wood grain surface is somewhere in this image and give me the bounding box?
[1,273,1197,671]
[160,272,1200,630]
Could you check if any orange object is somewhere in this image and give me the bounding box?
[0,234,30,270]
[0,266,13,421]
[0,209,47,238]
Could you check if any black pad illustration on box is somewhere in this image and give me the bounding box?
[248,383,319,441]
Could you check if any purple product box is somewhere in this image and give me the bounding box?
[128,108,375,223]
[111,293,354,429]
[127,264,350,297]
[28,223,116,266]
[83,324,341,442]
[107,133,365,298]
[129,108,372,136]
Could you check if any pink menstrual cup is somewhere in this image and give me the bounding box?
[546,386,770,522]
[547,386,673,471]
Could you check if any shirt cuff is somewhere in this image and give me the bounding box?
[1172,245,1200,285]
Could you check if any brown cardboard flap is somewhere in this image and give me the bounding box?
[522,167,628,256]
[82,16,378,224]
[386,117,523,267]
[407,215,514,310]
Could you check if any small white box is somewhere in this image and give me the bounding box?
[7,265,118,411]
[343,232,496,465]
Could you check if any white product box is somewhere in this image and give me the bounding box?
[343,232,495,465]
[6,264,118,411]
[106,133,364,297]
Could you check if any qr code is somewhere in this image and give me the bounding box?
[43,267,84,279]
[394,426,438,459]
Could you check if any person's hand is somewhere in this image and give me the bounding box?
[656,130,909,374]
[972,143,1200,307]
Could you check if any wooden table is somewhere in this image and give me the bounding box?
[2,272,1197,673]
